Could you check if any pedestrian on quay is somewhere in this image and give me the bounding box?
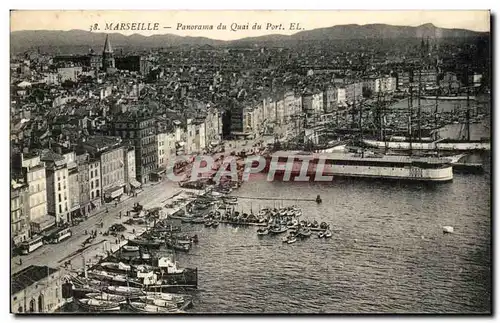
[19,258,22,265]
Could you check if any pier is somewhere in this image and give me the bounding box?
[230,196,318,202]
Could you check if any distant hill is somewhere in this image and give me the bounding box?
[10,23,489,53]
[291,23,488,41]
[10,29,224,53]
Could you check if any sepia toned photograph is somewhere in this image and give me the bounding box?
[9,10,491,314]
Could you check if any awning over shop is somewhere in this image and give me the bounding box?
[105,186,124,199]
[130,179,142,188]
[31,215,56,232]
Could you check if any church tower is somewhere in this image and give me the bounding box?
[102,34,115,70]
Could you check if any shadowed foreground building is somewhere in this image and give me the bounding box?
[11,265,63,313]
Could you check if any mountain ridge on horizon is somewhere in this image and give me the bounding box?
[10,23,489,52]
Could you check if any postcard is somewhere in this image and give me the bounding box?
[9,10,491,314]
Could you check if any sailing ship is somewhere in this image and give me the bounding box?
[363,71,489,151]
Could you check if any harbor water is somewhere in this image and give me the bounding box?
[173,156,491,313]
[60,154,491,314]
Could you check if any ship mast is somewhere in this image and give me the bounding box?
[417,65,422,141]
[466,70,471,142]
[408,84,413,155]
[358,89,364,158]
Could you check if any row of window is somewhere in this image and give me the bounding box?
[57,193,67,203]
[90,169,100,178]
[90,179,100,189]
[11,209,23,221]
[57,182,67,191]
[102,172,123,187]
[102,162,122,174]
[141,136,156,146]
[102,150,122,163]
[91,190,100,200]
[57,202,68,214]
[30,205,47,219]
[30,194,47,207]
[11,196,23,209]
[27,169,44,182]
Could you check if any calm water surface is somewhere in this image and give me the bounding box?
[175,161,491,314]
[62,155,491,314]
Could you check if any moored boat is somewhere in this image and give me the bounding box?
[122,245,140,252]
[191,217,206,224]
[257,228,269,236]
[86,292,127,304]
[138,295,185,308]
[269,225,288,234]
[128,239,162,248]
[297,228,312,238]
[75,298,121,312]
[128,301,184,313]
[105,285,145,297]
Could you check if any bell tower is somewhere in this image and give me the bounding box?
[102,34,115,70]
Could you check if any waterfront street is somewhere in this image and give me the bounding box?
[10,137,266,274]
[11,179,183,273]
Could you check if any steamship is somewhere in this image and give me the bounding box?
[264,150,453,182]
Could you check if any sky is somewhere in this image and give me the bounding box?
[10,10,490,41]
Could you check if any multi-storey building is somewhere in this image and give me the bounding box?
[88,159,102,209]
[345,81,363,103]
[204,107,222,145]
[108,112,157,184]
[323,86,338,113]
[82,136,125,202]
[311,91,324,117]
[123,146,140,193]
[76,153,91,217]
[11,183,30,246]
[337,88,347,106]
[17,154,50,232]
[157,132,168,169]
[302,92,314,117]
[63,152,79,222]
[41,151,70,225]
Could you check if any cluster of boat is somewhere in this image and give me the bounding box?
[69,249,198,313]
[257,215,333,244]
[74,288,193,313]
[127,221,198,253]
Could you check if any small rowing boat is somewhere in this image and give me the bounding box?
[122,245,140,252]
[76,298,121,312]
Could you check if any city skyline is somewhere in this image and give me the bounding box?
[11,10,490,41]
